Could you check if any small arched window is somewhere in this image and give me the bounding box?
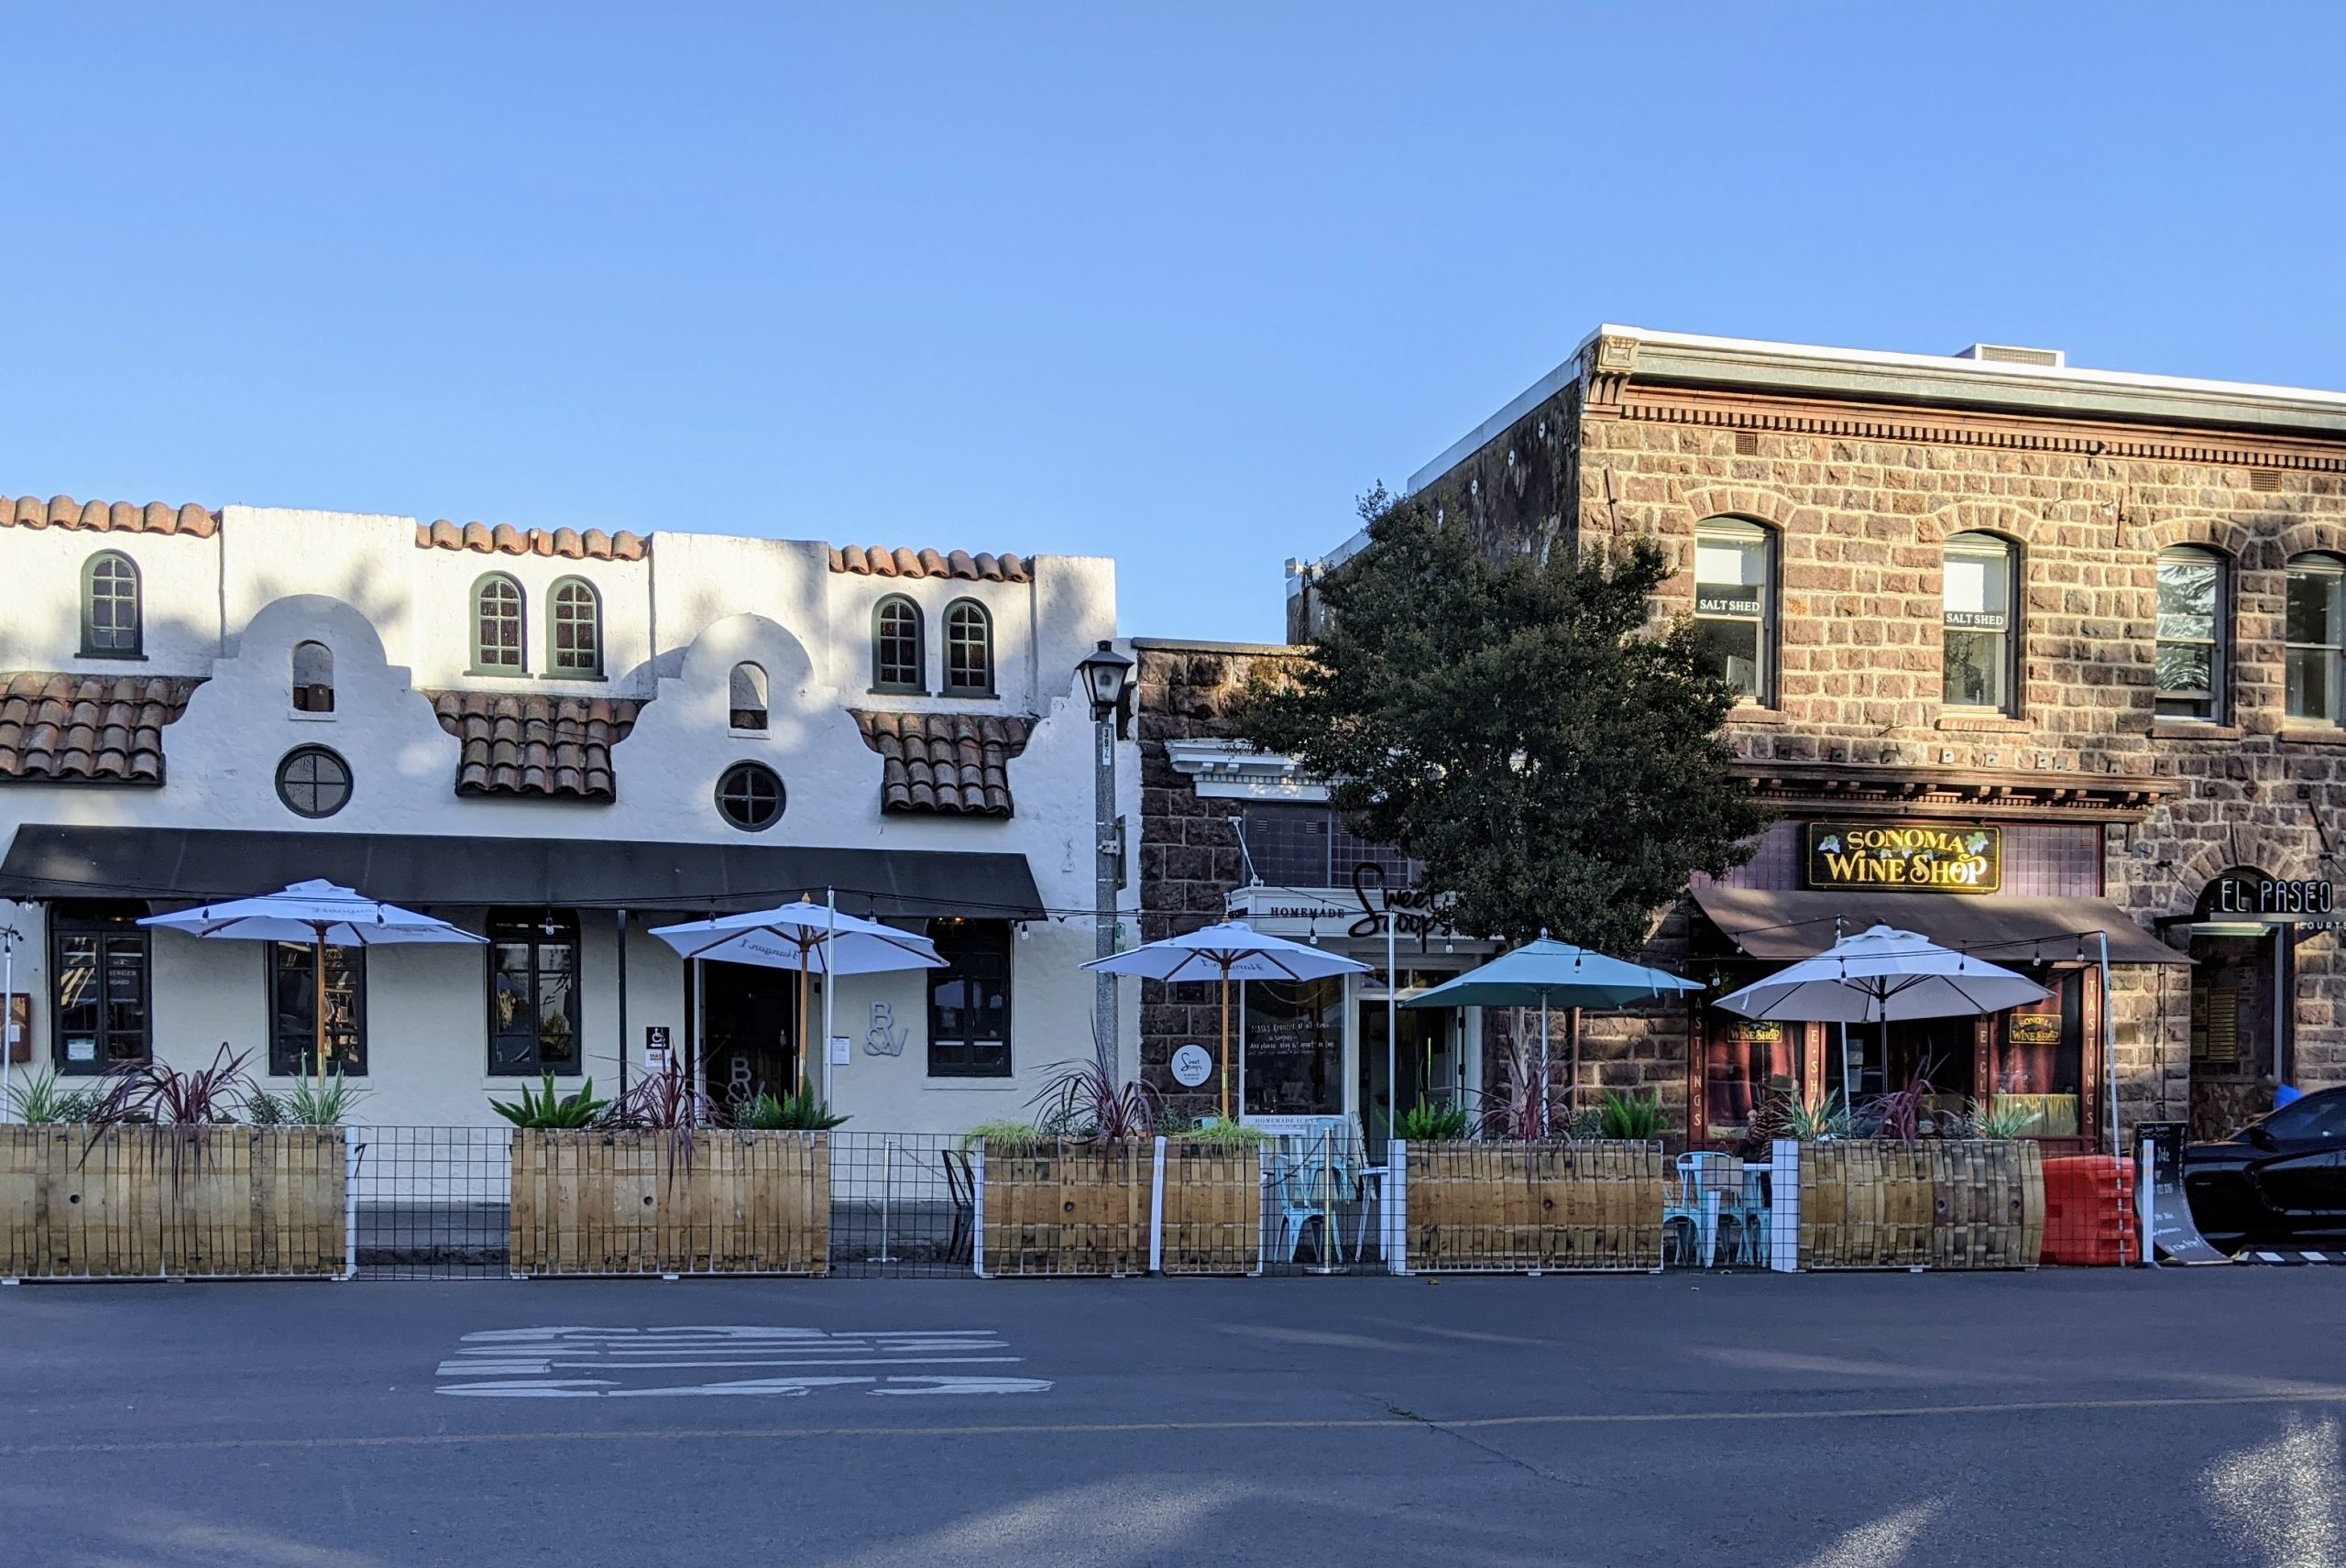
[2286,553,2346,726]
[472,574,525,674]
[943,598,994,697]
[548,576,602,677]
[2155,546,2228,722]
[730,662,770,731]
[1691,520,1774,704]
[81,551,142,658]
[292,641,334,714]
[872,596,925,694]
[1942,532,2019,714]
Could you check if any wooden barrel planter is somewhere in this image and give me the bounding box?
[1157,1143,1263,1276]
[980,1139,1150,1277]
[1799,1140,2043,1270]
[0,1124,346,1279]
[1407,1140,1665,1273]
[508,1128,830,1277]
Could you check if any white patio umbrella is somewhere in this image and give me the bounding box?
[1083,920,1371,1121]
[650,900,944,1099]
[1712,924,2051,1024]
[139,880,488,1091]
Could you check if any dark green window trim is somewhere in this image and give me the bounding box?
[872,595,926,695]
[470,572,526,675]
[942,598,995,697]
[547,576,604,678]
[80,551,144,659]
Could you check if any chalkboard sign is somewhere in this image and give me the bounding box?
[2138,1122,2231,1266]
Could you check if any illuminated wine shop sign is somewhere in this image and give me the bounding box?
[1806,824,2001,894]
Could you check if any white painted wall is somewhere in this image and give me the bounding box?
[0,507,1138,1134]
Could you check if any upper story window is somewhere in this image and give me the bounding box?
[730,662,770,731]
[1942,532,2019,713]
[548,577,602,677]
[943,598,995,697]
[872,596,925,694]
[81,551,142,658]
[1691,519,1774,704]
[473,574,525,674]
[2155,546,2228,722]
[292,641,334,713]
[2287,554,2346,726]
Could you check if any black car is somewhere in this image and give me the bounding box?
[2185,1086,2346,1249]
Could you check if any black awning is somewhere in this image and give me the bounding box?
[0,825,1045,921]
[1690,884,2190,967]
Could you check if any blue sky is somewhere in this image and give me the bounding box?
[6,3,2343,643]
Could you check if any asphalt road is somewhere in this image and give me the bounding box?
[3,1270,2344,1566]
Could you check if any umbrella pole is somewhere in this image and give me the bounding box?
[797,944,812,1102]
[1219,969,1232,1123]
[1539,999,1551,1141]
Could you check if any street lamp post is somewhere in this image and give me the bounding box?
[1077,640,1135,1082]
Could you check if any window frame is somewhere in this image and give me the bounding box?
[872,596,926,695]
[714,761,785,832]
[266,942,367,1079]
[926,918,1012,1079]
[1690,519,1777,707]
[275,745,353,819]
[546,576,604,678]
[2154,545,2230,723]
[942,598,996,698]
[486,910,583,1077]
[470,573,527,675]
[1941,531,2022,715]
[50,904,151,1076]
[2286,553,2346,727]
[80,551,144,660]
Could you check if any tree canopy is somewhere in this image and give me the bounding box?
[1235,495,1766,953]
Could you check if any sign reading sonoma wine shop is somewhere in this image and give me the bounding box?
[1805,824,2001,894]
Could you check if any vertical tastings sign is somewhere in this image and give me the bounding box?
[1806,824,2001,894]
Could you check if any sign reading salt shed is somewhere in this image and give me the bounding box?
[1805,824,2001,894]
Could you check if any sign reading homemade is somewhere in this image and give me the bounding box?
[1806,823,2001,894]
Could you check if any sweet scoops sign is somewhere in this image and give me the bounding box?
[1806,824,2001,894]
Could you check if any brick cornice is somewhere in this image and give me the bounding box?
[1736,760,2166,823]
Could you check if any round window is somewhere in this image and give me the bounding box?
[715,762,784,832]
[276,745,352,818]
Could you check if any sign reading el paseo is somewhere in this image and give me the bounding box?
[1806,824,2001,894]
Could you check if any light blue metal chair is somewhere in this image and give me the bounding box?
[1677,1153,1760,1267]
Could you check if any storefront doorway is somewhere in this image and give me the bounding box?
[1358,1001,1462,1150]
[2181,870,2300,1141]
[700,962,799,1106]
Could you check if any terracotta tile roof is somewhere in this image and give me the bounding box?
[850,709,1035,817]
[828,545,1030,583]
[4,494,217,537]
[426,691,646,801]
[414,520,648,561]
[0,673,205,784]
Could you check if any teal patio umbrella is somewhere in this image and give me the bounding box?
[1403,936,1701,1135]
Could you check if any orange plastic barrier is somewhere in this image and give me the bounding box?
[2041,1154,2138,1266]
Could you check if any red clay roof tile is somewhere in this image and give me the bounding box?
[828,544,1030,583]
[414,521,646,562]
[850,709,1034,817]
[2,495,217,538]
[426,690,646,802]
[0,673,204,784]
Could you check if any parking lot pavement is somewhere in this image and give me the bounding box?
[4,1269,2346,1566]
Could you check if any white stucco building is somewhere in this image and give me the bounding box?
[0,493,1137,1133]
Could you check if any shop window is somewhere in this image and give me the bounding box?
[1243,977,1344,1116]
[729,662,769,731]
[269,943,367,1078]
[472,573,526,674]
[2155,546,2227,721]
[51,904,148,1075]
[1942,532,2018,713]
[2286,554,2346,725]
[291,641,334,713]
[548,577,602,677]
[1692,519,1774,704]
[1700,1011,1799,1145]
[942,599,994,697]
[715,761,785,831]
[928,919,1011,1077]
[1993,970,2082,1137]
[872,597,926,694]
[488,910,581,1075]
[81,551,142,658]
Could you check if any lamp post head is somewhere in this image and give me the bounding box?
[1077,639,1135,722]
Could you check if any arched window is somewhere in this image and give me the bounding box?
[2286,553,2346,726]
[81,551,142,658]
[872,596,925,694]
[291,641,334,714]
[2155,546,2228,721]
[1691,519,1774,704]
[548,576,602,677]
[943,598,994,697]
[1942,532,2019,713]
[472,574,525,674]
[730,662,770,731]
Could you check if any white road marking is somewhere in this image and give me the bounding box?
[436,1325,1050,1400]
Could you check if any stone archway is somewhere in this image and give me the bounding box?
[2186,868,2287,1139]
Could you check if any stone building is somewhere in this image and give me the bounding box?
[0,494,1135,1132]
[1155,327,2346,1147]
